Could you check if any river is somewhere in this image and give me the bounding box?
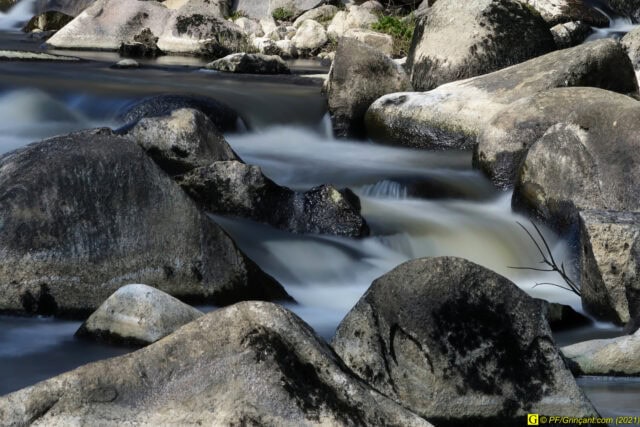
[0,0,639,421]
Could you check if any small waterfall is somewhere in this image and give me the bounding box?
[359,179,409,199]
[319,112,334,139]
[0,0,38,31]
[587,6,640,40]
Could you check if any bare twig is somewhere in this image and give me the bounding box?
[509,221,581,296]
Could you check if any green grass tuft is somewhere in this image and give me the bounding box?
[371,14,416,58]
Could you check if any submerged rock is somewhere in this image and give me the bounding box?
[562,329,640,376]
[0,129,290,317]
[124,108,239,175]
[112,58,140,68]
[76,284,203,346]
[366,39,638,150]
[327,37,411,139]
[205,52,290,74]
[406,0,555,91]
[116,94,240,132]
[332,257,597,425]
[0,50,80,61]
[179,161,369,237]
[580,210,640,325]
[0,302,432,426]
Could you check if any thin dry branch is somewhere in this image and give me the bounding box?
[509,221,581,296]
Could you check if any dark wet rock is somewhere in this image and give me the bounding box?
[327,37,411,139]
[332,256,597,426]
[118,27,163,58]
[22,11,73,32]
[33,0,96,17]
[205,53,290,74]
[0,302,432,426]
[551,21,593,48]
[540,300,592,331]
[511,100,640,228]
[178,161,369,237]
[580,210,640,326]
[116,94,240,132]
[480,86,640,191]
[406,0,556,91]
[561,329,640,376]
[0,0,17,12]
[0,128,290,317]
[609,0,640,22]
[367,39,637,150]
[76,284,204,346]
[124,108,239,175]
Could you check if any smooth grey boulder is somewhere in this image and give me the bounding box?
[291,19,327,52]
[231,0,329,20]
[76,284,204,346]
[562,328,640,376]
[512,104,640,228]
[292,4,338,28]
[580,210,640,326]
[0,302,433,426]
[179,161,370,237]
[521,0,608,26]
[0,129,290,317]
[366,39,638,150]
[327,37,411,139]
[46,0,246,57]
[117,94,240,132]
[205,52,290,74]
[406,0,556,91]
[332,257,597,426]
[124,108,239,175]
[479,86,640,190]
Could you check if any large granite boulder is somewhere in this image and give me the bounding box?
[0,302,432,426]
[179,161,370,237]
[46,0,246,57]
[580,210,640,325]
[622,26,640,71]
[479,86,640,190]
[124,108,240,175]
[406,0,556,91]
[327,37,411,139]
[0,129,290,317]
[76,284,204,346]
[562,329,640,376]
[366,39,638,150]
[332,257,597,426]
[512,106,640,228]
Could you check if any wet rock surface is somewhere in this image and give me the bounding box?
[179,161,370,237]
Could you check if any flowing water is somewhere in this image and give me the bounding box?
[0,0,639,421]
